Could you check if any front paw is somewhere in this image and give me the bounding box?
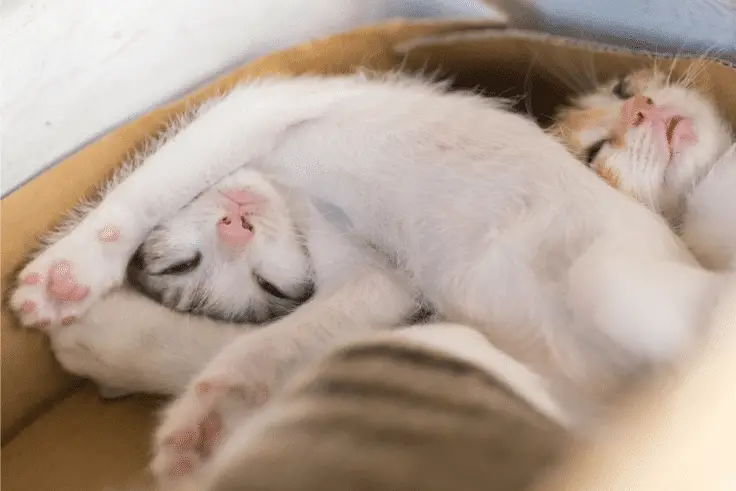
[10,225,127,329]
[151,376,269,484]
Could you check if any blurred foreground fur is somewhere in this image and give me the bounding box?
[121,325,571,491]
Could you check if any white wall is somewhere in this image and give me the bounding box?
[0,0,497,196]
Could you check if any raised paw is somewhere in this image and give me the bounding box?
[151,377,269,483]
[47,261,90,302]
[10,224,129,329]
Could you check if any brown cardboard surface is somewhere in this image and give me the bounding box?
[395,29,736,129]
[1,18,735,491]
[1,385,162,491]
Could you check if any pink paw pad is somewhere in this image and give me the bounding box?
[98,225,121,242]
[61,316,77,326]
[251,383,269,405]
[48,261,89,302]
[195,380,222,396]
[20,300,36,313]
[230,383,269,405]
[22,273,42,285]
[165,429,197,451]
[199,412,223,456]
[37,319,51,329]
[169,456,196,477]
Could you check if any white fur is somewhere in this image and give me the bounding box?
[10,74,726,483]
[682,144,736,270]
[48,166,422,400]
[51,288,243,396]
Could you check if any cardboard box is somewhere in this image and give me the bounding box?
[2,20,735,491]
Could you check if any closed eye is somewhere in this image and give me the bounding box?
[586,140,608,165]
[153,252,202,275]
[254,273,289,300]
[612,76,632,99]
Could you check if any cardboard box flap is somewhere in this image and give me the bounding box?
[397,25,736,67]
[394,28,736,128]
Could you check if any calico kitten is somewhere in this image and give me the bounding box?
[10,74,726,484]
[552,67,736,269]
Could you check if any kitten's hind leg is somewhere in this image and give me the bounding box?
[568,244,724,364]
[151,263,417,484]
[50,288,243,396]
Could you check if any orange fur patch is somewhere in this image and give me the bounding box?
[548,123,585,159]
[551,108,610,159]
[609,127,626,149]
[559,108,607,132]
[596,165,620,189]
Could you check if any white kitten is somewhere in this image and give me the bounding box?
[10,74,727,484]
[48,165,424,397]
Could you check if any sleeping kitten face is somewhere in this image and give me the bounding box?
[552,68,733,219]
[127,169,314,323]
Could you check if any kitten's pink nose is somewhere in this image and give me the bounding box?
[221,189,261,206]
[619,95,662,129]
[217,210,253,246]
[616,95,697,157]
